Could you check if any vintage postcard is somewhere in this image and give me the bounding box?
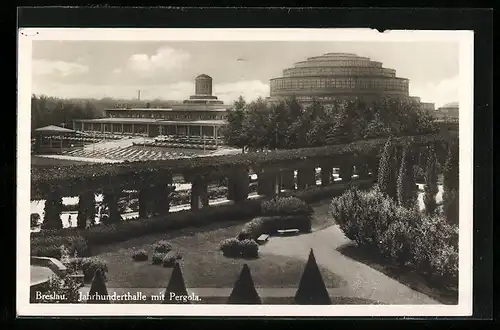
[17,28,473,317]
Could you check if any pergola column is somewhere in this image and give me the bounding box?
[320,165,332,187]
[297,167,316,190]
[102,187,122,224]
[257,170,278,197]
[280,169,295,190]
[227,168,250,202]
[191,176,209,210]
[339,163,354,183]
[77,191,95,228]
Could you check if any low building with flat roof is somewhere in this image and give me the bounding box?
[73,74,229,139]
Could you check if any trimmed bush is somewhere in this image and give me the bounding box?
[162,251,182,267]
[294,249,331,305]
[220,238,259,259]
[152,252,165,265]
[227,264,261,304]
[132,249,148,261]
[153,240,172,253]
[239,215,311,240]
[87,269,109,304]
[81,257,108,283]
[163,262,189,304]
[261,196,313,216]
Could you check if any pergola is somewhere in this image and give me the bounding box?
[33,125,76,153]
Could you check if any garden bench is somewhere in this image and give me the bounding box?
[257,234,270,244]
[277,229,299,236]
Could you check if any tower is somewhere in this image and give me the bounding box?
[195,74,213,96]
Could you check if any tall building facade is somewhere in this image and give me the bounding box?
[268,53,427,106]
[73,74,228,138]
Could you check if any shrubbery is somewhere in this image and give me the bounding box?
[237,197,313,240]
[162,251,182,267]
[220,238,259,258]
[239,215,311,240]
[81,256,108,283]
[31,235,90,260]
[261,196,313,216]
[153,240,172,253]
[331,186,458,281]
[132,249,148,261]
[152,252,165,265]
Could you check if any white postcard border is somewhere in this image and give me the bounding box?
[17,28,474,317]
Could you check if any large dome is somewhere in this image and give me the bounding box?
[269,53,410,104]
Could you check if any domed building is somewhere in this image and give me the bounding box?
[268,53,426,106]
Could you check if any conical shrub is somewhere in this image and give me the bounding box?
[163,262,190,304]
[294,249,331,305]
[227,264,261,304]
[87,269,109,304]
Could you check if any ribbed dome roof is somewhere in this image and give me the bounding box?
[196,74,212,79]
[269,52,410,103]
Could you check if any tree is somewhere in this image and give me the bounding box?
[424,146,439,215]
[227,264,261,304]
[443,142,459,193]
[443,142,459,224]
[397,142,418,209]
[377,137,398,200]
[220,96,248,152]
[267,102,290,149]
[242,99,269,151]
[294,249,331,305]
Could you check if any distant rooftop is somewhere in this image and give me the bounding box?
[440,101,459,108]
[34,125,76,133]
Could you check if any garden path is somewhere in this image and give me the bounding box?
[259,223,440,305]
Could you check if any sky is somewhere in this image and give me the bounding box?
[31,40,460,108]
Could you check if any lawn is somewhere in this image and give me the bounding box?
[93,206,345,290]
[337,243,458,305]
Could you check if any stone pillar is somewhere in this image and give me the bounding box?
[77,191,96,228]
[102,188,122,223]
[320,166,332,186]
[357,163,369,179]
[280,170,295,190]
[138,188,150,218]
[297,167,316,190]
[257,170,278,197]
[339,163,353,183]
[227,168,250,202]
[191,176,208,210]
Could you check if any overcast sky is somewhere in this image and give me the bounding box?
[31,40,459,108]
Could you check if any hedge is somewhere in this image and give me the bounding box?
[238,215,311,241]
[31,134,453,199]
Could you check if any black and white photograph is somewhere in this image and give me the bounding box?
[17,28,473,317]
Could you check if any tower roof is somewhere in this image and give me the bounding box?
[196,74,212,79]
